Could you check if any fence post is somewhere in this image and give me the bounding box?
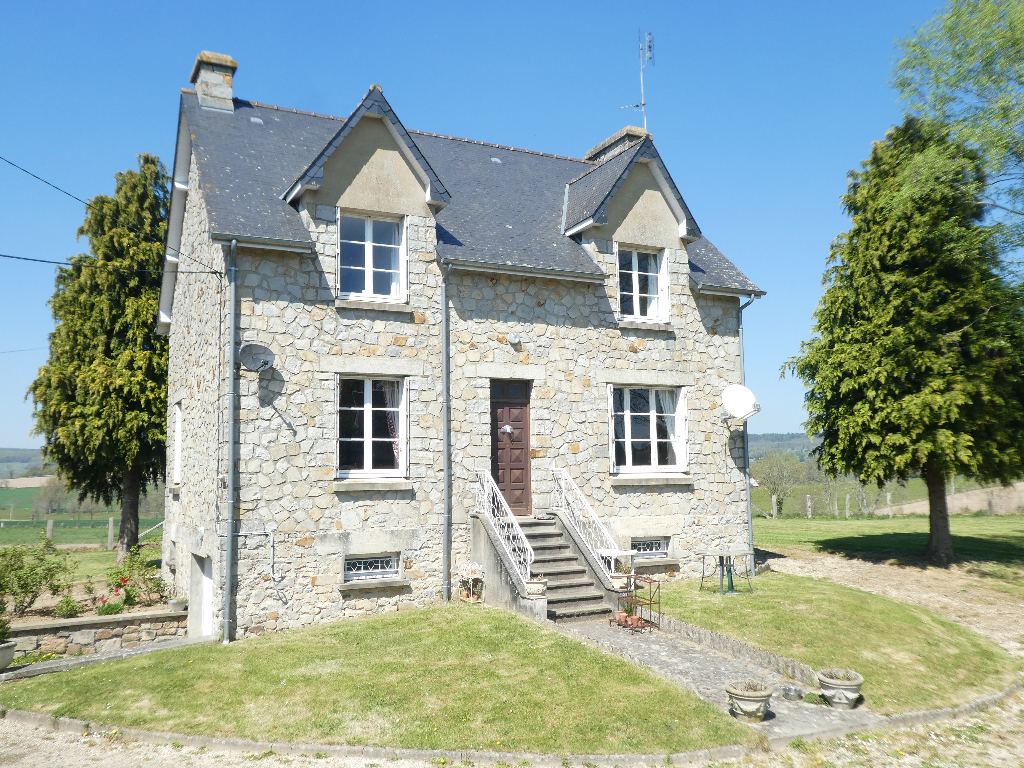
[771,494,777,519]
[107,517,115,550]
[46,519,54,541]
[845,494,850,519]
[987,489,995,516]
[805,494,812,519]
[886,492,892,518]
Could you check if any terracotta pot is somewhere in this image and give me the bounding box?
[460,588,471,599]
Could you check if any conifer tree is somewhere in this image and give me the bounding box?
[29,154,169,562]
[787,118,1024,564]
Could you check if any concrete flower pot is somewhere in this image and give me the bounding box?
[725,681,773,722]
[817,668,864,710]
[0,641,17,672]
[610,574,629,590]
[525,578,547,596]
[167,599,187,612]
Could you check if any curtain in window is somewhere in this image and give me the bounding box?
[654,389,679,466]
[382,380,402,464]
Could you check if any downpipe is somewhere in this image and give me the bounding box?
[441,263,453,604]
[223,240,238,643]
[738,294,757,576]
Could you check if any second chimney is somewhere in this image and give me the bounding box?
[190,51,238,112]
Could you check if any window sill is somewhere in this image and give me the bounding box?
[334,479,414,493]
[634,557,681,568]
[335,298,413,314]
[339,577,411,593]
[617,318,674,332]
[609,474,693,487]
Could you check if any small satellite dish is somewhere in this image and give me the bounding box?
[239,344,275,372]
[722,384,761,420]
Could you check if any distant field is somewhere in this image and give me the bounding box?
[0,487,40,515]
[0,519,164,546]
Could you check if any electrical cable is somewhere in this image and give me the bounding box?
[0,154,222,276]
[0,348,45,354]
[0,251,217,275]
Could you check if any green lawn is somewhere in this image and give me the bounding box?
[0,605,754,754]
[71,549,118,582]
[661,573,1019,715]
[0,518,163,547]
[753,513,1024,599]
[0,487,40,516]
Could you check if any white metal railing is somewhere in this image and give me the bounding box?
[552,468,619,580]
[475,471,534,587]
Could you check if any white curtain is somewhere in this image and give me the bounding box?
[382,380,402,464]
[655,389,680,466]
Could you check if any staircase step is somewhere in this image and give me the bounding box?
[546,588,606,604]
[530,564,587,577]
[548,603,613,621]
[531,542,571,552]
[523,530,565,542]
[545,578,596,592]
[518,517,557,528]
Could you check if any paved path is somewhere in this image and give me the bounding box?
[564,618,886,742]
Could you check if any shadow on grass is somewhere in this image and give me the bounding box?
[815,532,1024,570]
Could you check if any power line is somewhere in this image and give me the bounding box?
[0,154,222,276]
[0,251,217,275]
[0,348,45,354]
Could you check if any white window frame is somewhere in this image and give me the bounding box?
[344,552,400,582]
[608,385,688,475]
[335,376,409,479]
[172,401,183,486]
[336,210,408,303]
[631,537,670,558]
[614,242,669,321]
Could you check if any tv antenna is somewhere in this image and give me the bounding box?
[620,31,654,131]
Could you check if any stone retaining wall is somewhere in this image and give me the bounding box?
[9,610,188,658]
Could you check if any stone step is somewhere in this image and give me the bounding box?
[546,588,606,604]
[545,578,596,592]
[530,564,586,578]
[523,530,565,542]
[548,602,613,621]
[518,517,557,529]
[531,541,571,553]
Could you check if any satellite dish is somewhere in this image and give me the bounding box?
[239,344,275,372]
[722,384,761,420]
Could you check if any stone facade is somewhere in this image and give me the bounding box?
[163,142,751,640]
[9,611,188,658]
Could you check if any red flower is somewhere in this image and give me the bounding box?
[119,577,129,585]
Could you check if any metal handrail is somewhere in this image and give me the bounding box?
[552,468,619,580]
[475,471,534,587]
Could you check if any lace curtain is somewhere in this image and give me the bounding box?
[382,380,402,465]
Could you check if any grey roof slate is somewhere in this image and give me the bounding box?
[410,132,603,277]
[181,92,340,244]
[686,237,764,296]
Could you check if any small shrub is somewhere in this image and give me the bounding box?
[107,545,168,606]
[55,594,84,619]
[0,534,78,617]
[95,596,125,616]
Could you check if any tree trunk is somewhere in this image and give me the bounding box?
[118,460,141,563]
[923,458,955,565]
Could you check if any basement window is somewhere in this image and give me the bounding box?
[344,553,400,582]
[631,538,670,557]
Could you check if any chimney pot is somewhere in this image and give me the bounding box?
[190,51,238,112]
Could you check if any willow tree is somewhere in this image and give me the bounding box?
[29,154,169,561]
[786,118,1024,564]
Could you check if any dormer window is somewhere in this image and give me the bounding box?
[337,214,406,301]
[617,245,668,321]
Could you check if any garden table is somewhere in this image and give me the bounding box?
[695,546,754,594]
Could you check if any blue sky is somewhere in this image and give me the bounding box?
[0,0,940,448]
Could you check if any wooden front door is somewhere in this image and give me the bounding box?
[490,380,531,515]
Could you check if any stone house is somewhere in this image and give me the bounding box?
[157,52,764,640]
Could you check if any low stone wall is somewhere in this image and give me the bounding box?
[9,610,188,658]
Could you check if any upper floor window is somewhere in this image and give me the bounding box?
[337,377,407,478]
[337,214,405,301]
[610,386,686,473]
[617,247,668,320]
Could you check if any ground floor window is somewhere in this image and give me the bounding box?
[631,538,670,557]
[344,554,400,582]
[337,377,406,477]
[611,386,686,473]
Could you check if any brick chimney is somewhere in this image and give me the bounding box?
[190,51,238,112]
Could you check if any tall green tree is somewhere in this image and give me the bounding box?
[786,118,1024,564]
[895,0,1024,244]
[29,154,169,562]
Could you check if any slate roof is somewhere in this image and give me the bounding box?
[176,89,756,292]
[411,132,603,277]
[687,237,764,296]
[181,91,341,244]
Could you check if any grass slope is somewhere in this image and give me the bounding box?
[754,514,1024,600]
[661,573,1019,715]
[0,605,753,754]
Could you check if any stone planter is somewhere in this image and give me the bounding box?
[0,641,15,672]
[167,599,187,612]
[725,681,773,722]
[610,574,629,590]
[525,578,547,596]
[817,668,864,710]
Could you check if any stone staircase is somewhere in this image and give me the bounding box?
[520,516,613,622]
